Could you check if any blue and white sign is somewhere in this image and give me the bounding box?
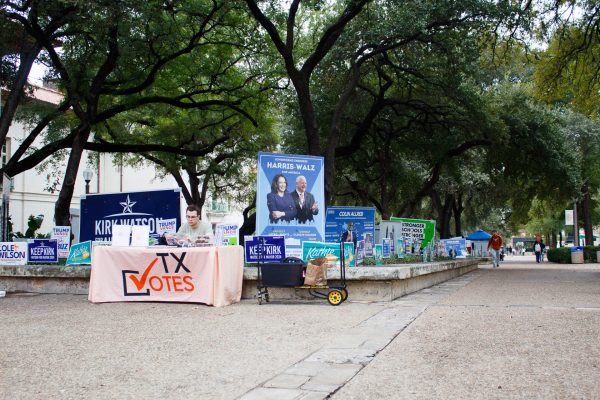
[325,206,376,250]
[52,226,71,258]
[27,239,58,263]
[382,238,391,258]
[256,152,325,257]
[441,238,467,258]
[80,189,181,242]
[244,235,286,263]
[0,242,27,265]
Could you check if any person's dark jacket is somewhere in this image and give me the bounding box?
[291,191,318,223]
[341,230,358,248]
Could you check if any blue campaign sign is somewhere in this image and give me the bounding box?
[256,152,325,257]
[441,238,467,258]
[244,235,286,263]
[27,239,58,263]
[80,189,181,242]
[325,206,376,249]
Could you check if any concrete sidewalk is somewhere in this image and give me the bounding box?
[2,256,599,399]
[334,256,600,399]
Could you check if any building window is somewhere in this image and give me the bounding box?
[1,138,10,167]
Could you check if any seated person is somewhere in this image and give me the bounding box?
[166,204,213,246]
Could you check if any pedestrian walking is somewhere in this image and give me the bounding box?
[487,230,503,268]
[534,237,546,263]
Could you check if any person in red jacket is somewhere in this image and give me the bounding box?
[487,230,503,268]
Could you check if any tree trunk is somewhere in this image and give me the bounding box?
[377,141,392,220]
[54,127,91,226]
[581,182,594,246]
[431,189,453,239]
[185,165,200,206]
[453,193,464,237]
[559,230,562,247]
[238,196,256,244]
[0,44,42,146]
[398,164,441,217]
[440,194,454,239]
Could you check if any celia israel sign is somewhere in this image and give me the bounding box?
[80,189,181,242]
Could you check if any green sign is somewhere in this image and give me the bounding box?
[343,242,355,267]
[374,244,383,265]
[66,241,92,265]
[397,238,405,258]
[390,217,436,248]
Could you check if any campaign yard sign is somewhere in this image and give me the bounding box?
[0,242,27,265]
[244,235,286,263]
[66,241,92,265]
[80,189,181,243]
[216,224,239,246]
[382,238,391,258]
[156,218,177,235]
[256,152,325,258]
[441,238,467,258]
[389,217,436,248]
[356,240,365,266]
[27,239,58,263]
[325,206,376,246]
[397,238,405,258]
[374,244,383,265]
[343,242,355,267]
[301,241,341,267]
[52,226,71,258]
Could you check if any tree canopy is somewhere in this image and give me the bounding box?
[1,0,598,242]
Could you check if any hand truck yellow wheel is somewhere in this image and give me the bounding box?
[327,289,343,306]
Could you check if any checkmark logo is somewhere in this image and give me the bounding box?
[128,257,158,291]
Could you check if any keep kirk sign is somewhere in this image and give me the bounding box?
[27,239,59,263]
[244,235,286,263]
[80,189,181,242]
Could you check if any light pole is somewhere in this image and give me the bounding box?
[82,169,94,194]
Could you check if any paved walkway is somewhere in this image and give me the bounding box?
[2,256,599,399]
[333,255,600,399]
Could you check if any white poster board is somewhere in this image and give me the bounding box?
[131,225,150,247]
[215,223,239,246]
[51,226,71,258]
[0,242,27,265]
[111,225,131,247]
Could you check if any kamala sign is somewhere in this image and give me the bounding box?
[80,189,181,242]
[256,152,325,258]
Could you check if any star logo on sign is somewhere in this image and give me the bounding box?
[120,195,136,213]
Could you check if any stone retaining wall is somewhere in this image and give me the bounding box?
[0,265,91,295]
[244,259,480,302]
[0,259,481,301]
